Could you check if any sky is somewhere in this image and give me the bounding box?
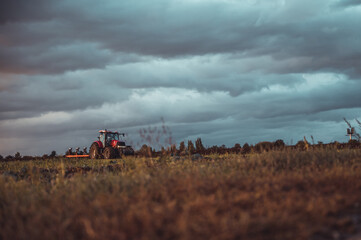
[1,0,361,156]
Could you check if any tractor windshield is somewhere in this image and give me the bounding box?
[106,133,119,141]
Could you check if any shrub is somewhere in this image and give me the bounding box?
[50,151,57,158]
[14,152,21,159]
[138,144,153,157]
[274,139,285,150]
[348,139,360,149]
[241,143,251,154]
[232,143,241,153]
[255,141,273,153]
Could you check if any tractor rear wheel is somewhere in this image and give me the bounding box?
[103,146,116,159]
[89,142,100,159]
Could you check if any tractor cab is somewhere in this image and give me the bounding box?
[98,130,125,147]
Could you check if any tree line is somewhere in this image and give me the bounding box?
[1,138,360,161]
[135,138,361,157]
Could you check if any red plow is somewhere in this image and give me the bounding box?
[65,147,89,158]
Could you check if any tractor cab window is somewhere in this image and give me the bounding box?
[99,134,105,144]
[106,133,119,141]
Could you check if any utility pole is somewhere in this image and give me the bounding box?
[344,118,355,141]
[347,127,354,141]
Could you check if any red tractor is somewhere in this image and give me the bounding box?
[89,130,134,159]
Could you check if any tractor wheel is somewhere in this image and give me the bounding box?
[89,142,100,159]
[103,146,116,159]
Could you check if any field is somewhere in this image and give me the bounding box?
[1,149,361,240]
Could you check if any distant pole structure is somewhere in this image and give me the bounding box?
[347,127,355,141]
[344,118,355,141]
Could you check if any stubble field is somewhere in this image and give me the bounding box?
[1,149,361,240]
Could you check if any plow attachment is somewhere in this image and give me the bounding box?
[65,154,89,158]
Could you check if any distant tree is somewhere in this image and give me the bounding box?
[50,151,57,158]
[0,155,3,160]
[208,145,219,154]
[161,147,166,155]
[187,140,195,154]
[255,142,273,153]
[241,143,251,155]
[195,138,205,153]
[42,154,49,159]
[5,155,13,160]
[139,144,152,157]
[274,139,285,150]
[14,152,21,159]
[233,143,241,153]
[170,144,177,155]
[179,141,185,153]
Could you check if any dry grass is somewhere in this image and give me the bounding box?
[1,149,361,240]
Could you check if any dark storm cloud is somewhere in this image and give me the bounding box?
[1,0,361,155]
[336,0,361,7]
[0,0,54,24]
[1,0,360,76]
[0,77,132,120]
[0,42,116,74]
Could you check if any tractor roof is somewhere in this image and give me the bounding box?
[99,130,119,134]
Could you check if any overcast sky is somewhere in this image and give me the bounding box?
[1,0,361,156]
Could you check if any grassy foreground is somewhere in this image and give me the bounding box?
[1,149,361,240]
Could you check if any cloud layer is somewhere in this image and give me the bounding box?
[1,0,361,155]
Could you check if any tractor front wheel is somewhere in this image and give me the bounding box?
[89,142,100,159]
[103,146,116,159]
